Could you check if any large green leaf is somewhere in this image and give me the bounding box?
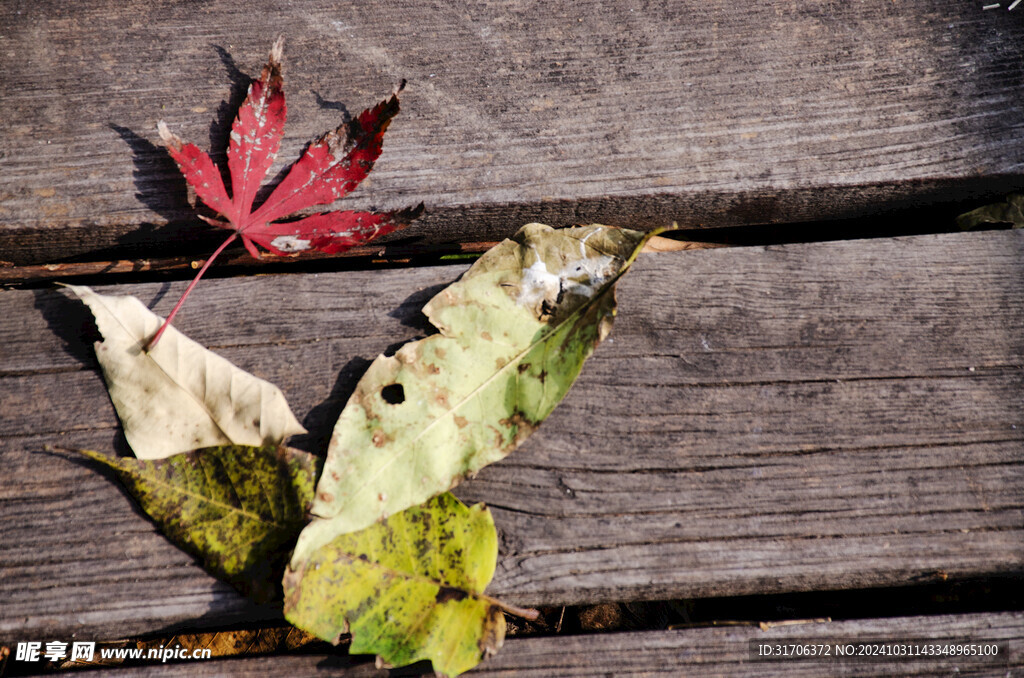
[292,223,657,564]
[283,493,506,677]
[80,444,319,601]
[67,284,306,459]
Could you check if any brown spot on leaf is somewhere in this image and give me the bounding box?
[500,411,533,431]
[372,429,390,447]
[427,363,441,374]
[435,586,468,605]
[499,411,537,449]
[518,363,530,374]
[435,347,446,359]
[318,491,334,503]
[396,343,420,365]
[480,331,493,341]
[538,369,548,383]
[453,415,468,429]
[435,391,450,407]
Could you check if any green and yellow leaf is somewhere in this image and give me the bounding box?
[284,493,506,677]
[80,444,319,601]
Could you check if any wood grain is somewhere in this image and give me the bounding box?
[0,230,1022,643]
[74,612,1024,677]
[2,1,1024,264]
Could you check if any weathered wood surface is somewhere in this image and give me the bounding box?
[1,230,1022,643]
[3,1,1024,264]
[82,612,1024,677]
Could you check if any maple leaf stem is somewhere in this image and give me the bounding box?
[145,231,239,352]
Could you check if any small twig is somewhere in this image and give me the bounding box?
[482,594,540,621]
[43,444,76,455]
[759,617,831,631]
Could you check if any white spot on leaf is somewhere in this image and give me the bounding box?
[560,254,615,297]
[516,246,617,313]
[516,254,560,308]
[270,235,312,252]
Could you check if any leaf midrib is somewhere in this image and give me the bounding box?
[117,458,296,529]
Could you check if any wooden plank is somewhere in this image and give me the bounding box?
[56,612,1024,677]
[2,1,1024,264]
[1,230,1022,643]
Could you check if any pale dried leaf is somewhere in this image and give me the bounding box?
[641,234,723,252]
[67,285,305,458]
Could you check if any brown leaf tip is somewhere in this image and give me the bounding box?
[156,121,182,151]
[270,36,285,66]
[261,37,285,91]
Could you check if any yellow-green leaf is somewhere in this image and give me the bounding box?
[292,223,660,564]
[66,285,306,459]
[80,444,319,601]
[283,493,505,677]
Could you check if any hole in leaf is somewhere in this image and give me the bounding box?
[381,383,405,404]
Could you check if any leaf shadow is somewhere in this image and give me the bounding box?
[387,282,449,334]
[210,44,252,163]
[142,282,174,311]
[312,90,352,124]
[289,357,373,455]
[102,124,218,261]
[30,288,142,458]
[32,288,100,369]
[108,125,192,222]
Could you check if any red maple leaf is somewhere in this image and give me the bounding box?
[148,37,421,348]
